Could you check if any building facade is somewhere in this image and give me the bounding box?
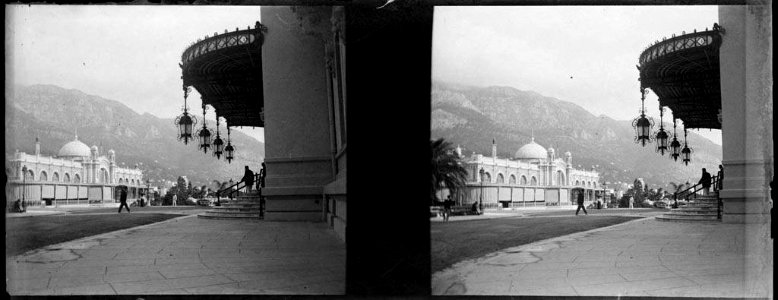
[459,138,600,208]
[6,136,143,207]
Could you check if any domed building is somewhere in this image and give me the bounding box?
[455,137,600,208]
[7,135,144,207]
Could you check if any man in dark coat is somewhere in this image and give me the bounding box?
[242,166,255,193]
[576,190,587,215]
[118,187,130,213]
[699,168,712,196]
[442,195,453,222]
[717,165,724,190]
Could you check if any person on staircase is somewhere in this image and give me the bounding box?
[717,164,724,190]
[699,168,712,196]
[242,166,255,193]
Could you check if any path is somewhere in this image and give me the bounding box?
[432,217,772,297]
[7,215,345,295]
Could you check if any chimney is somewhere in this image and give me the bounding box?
[35,137,41,156]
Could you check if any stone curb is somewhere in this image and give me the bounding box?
[433,216,653,279]
[10,214,198,260]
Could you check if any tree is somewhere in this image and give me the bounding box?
[430,138,468,205]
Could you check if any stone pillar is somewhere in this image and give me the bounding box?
[718,5,773,224]
[261,7,335,221]
[718,4,773,298]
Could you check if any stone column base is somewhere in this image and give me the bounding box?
[263,186,324,222]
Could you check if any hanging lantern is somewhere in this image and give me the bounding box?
[196,104,212,153]
[212,116,224,159]
[225,126,235,163]
[632,88,654,146]
[655,106,669,155]
[681,128,693,165]
[669,118,682,161]
[175,86,197,144]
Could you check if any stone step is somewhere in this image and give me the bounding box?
[672,208,718,214]
[655,215,720,222]
[211,206,262,212]
[219,203,260,209]
[198,211,261,219]
[660,212,718,218]
[220,200,261,205]
[198,213,262,220]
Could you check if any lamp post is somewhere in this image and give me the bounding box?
[146,179,151,207]
[479,168,485,213]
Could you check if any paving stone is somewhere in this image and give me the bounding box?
[104,271,166,283]
[48,275,105,289]
[54,283,116,295]
[159,267,217,279]
[183,283,245,294]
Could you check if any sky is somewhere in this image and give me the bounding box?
[6,5,266,142]
[6,5,722,145]
[432,6,722,145]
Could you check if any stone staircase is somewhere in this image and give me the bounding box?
[198,191,263,220]
[655,193,721,222]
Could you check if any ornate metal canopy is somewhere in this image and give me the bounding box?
[638,25,724,130]
[180,22,267,127]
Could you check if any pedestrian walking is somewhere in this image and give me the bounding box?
[172,194,178,207]
[118,187,130,213]
[242,165,255,193]
[717,164,724,190]
[699,168,712,196]
[442,195,453,221]
[629,196,634,209]
[576,190,588,215]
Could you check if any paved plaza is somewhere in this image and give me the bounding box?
[7,215,345,295]
[433,217,773,298]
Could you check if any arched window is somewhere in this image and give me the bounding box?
[483,172,491,183]
[576,180,580,186]
[496,173,504,184]
[520,175,527,185]
[593,182,597,188]
[587,181,591,188]
[101,169,109,183]
[40,171,48,182]
[52,172,60,182]
[131,179,135,186]
[557,171,565,186]
[25,169,34,181]
[509,175,516,185]
[530,176,537,186]
[118,178,124,184]
[74,174,81,183]
[64,173,71,183]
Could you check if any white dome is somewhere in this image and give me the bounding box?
[514,138,547,160]
[58,137,91,158]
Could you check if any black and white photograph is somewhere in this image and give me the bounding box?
[429,5,772,298]
[6,5,346,295]
[4,1,772,298]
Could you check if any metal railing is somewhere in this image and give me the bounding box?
[215,173,262,201]
[181,22,265,67]
[673,175,721,219]
[639,26,723,66]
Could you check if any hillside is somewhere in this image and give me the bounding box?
[5,84,265,186]
[431,81,723,188]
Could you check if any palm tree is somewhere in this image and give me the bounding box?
[431,138,468,205]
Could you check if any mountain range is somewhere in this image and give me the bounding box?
[431,81,723,189]
[5,84,265,187]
